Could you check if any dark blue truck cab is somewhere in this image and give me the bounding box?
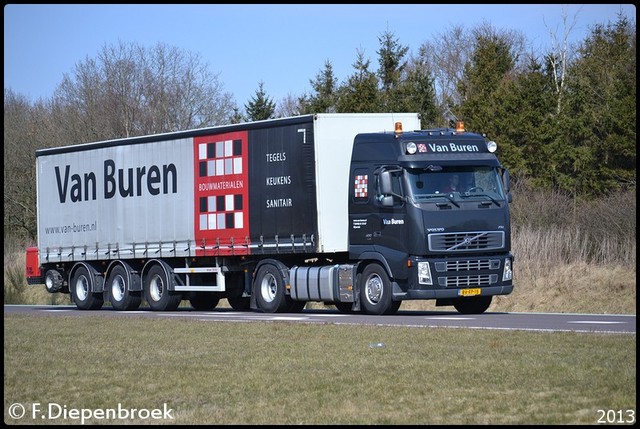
[348,121,514,314]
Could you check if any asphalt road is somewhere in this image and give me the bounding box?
[4,305,636,334]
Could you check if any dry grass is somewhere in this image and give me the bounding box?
[6,242,635,315]
[5,187,636,315]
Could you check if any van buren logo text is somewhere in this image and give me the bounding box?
[54,160,177,203]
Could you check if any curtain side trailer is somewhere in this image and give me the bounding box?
[26,113,513,314]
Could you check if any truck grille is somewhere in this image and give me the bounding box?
[429,231,504,252]
[435,259,500,272]
[438,274,497,287]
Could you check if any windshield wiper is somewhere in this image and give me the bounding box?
[413,193,460,207]
[434,193,460,208]
[413,193,458,207]
[461,192,501,207]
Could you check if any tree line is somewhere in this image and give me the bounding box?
[3,14,636,240]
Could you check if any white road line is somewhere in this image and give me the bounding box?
[425,317,476,320]
[567,321,626,324]
[270,316,309,321]
[305,314,350,317]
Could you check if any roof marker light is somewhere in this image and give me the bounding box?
[395,122,403,134]
[456,121,465,133]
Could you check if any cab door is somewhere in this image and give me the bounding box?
[373,167,409,255]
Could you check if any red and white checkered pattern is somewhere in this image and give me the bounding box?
[354,175,368,198]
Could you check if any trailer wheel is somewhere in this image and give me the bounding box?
[44,270,64,293]
[359,263,395,315]
[226,272,250,311]
[254,264,287,313]
[71,266,103,310]
[107,265,141,311]
[144,265,181,311]
[453,295,492,314]
[189,292,220,311]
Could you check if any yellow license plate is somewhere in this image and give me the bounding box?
[459,288,481,297]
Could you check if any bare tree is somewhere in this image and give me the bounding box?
[417,24,471,111]
[51,41,235,144]
[4,90,53,238]
[275,93,306,118]
[544,5,580,115]
[141,42,234,133]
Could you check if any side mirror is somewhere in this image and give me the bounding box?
[502,169,510,193]
[380,195,394,207]
[379,170,393,195]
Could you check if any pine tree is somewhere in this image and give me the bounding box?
[229,107,244,124]
[304,59,338,113]
[336,50,380,113]
[491,55,557,182]
[457,24,516,133]
[376,29,409,111]
[244,81,276,121]
[558,15,636,196]
[396,57,438,128]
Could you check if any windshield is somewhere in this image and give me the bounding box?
[406,166,506,203]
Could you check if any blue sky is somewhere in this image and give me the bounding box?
[4,4,636,108]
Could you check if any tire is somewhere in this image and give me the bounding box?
[334,302,356,313]
[226,272,250,311]
[254,264,288,313]
[227,296,250,311]
[388,300,402,314]
[285,300,306,313]
[453,295,492,314]
[144,264,182,311]
[107,265,142,311]
[71,266,103,310]
[359,263,394,315]
[189,292,220,311]
[44,270,63,293]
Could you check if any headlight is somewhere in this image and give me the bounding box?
[418,261,432,285]
[406,142,417,154]
[502,257,513,281]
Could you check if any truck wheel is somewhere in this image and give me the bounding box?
[144,265,181,311]
[189,292,220,311]
[334,302,356,313]
[285,300,306,313]
[359,264,394,315]
[389,300,402,314]
[71,266,103,310]
[227,296,250,311]
[107,265,141,311]
[254,264,288,313]
[453,296,492,314]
